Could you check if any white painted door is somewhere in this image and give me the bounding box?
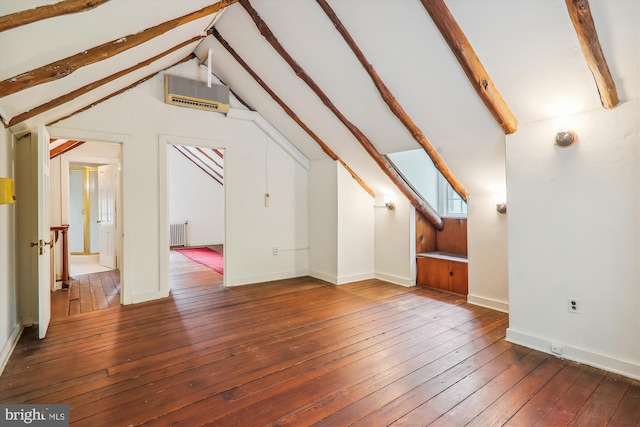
[37,124,51,339]
[98,164,117,269]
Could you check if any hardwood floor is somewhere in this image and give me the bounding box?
[1,251,638,426]
[52,270,121,318]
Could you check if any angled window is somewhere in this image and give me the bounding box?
[386,148,467,218]
[439,174,467,218]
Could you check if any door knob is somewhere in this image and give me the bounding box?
[30,239,44,255]
[30,239,51,255]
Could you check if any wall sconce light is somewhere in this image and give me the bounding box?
[555,130,577,147]
[496,202,507,214]
[0,178,15,204]
[385,202,396,210]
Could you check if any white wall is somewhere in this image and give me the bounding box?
[506,100,640,380]
[467,194,509,312]
[337,163,375,284]
[0,129,19,373]
[45,60,309,302]
[375,191,416,287]
[308,159,375,284]
[308,158,338,282]
[169,147,224,246]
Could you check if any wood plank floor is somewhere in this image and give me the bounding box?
[1,251,638,426]
[52,270,121,318]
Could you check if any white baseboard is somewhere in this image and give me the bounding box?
[0,324,22,376]
[375,272,415,288]
[308,270,337,285]
[467,294,509,313]
[226,269,309,287]
[506,328,640,381]
[337,272,375,285]
[131,289,170,304]
[308,271,376,286]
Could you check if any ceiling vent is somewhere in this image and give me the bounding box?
[165,74,230,114]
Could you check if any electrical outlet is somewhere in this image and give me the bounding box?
[550,343,563,355]
[273,247,279,256]
[567,298,580,314]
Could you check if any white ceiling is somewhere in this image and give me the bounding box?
[1,0,638,198]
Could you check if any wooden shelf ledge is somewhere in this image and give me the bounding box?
[417,251,468,263]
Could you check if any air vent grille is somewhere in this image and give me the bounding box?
[165,74,230,114]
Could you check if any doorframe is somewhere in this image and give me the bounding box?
[62,156,120,264]
[159,134,227,295]
[47,126,129,303]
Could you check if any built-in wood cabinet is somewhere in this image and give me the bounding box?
[416,215,468,295]
[416,253,468,295]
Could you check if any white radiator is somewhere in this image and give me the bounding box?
[170,221,188,247]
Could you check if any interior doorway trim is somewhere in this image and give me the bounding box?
[158,134,228,296]
[48,126,129,303]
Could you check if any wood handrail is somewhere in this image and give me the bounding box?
[50,225,70,288]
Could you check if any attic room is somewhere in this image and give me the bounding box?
[0,0,638,425]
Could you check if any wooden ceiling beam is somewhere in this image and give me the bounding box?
[50,140,84,159]
[48,54,194,126]
[183,146,224,181]
[8,36,204,127]
[0,0,238,98]
[565,0,619,109]
[174,146,223,186]
[196,147,224,171]
[318,0,468,201]
[239,0,443,229]
[212,27,376,199]
[0,0,110,32]
[420,0,518,134]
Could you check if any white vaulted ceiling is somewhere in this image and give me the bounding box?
[0,0,638,199]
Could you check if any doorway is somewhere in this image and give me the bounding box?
[53,141,123,316]
[67,163,119,276]
[167,143,225,288]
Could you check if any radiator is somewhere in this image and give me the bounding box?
[170,221,188,247]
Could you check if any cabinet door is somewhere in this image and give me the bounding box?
[417,257,451,291]
[449,261,468,295]
[417,257,468,295]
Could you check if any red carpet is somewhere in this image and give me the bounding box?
[175,247,224,274]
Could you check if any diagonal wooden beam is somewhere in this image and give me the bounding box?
[212,27,376,199]
[196,147,224,171]
[0,0,110,32]
[565,0,619,109]
[419,0,518,134]
[47,54,195,127]
[8,36,204,127]
[0,0,238,97]
[174,146,223,186]
[239,0,442,229]
[50,140,84,159]
[317,0,467,201]
[184,146,224,181]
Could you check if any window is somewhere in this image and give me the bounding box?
[439,175,467,218]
